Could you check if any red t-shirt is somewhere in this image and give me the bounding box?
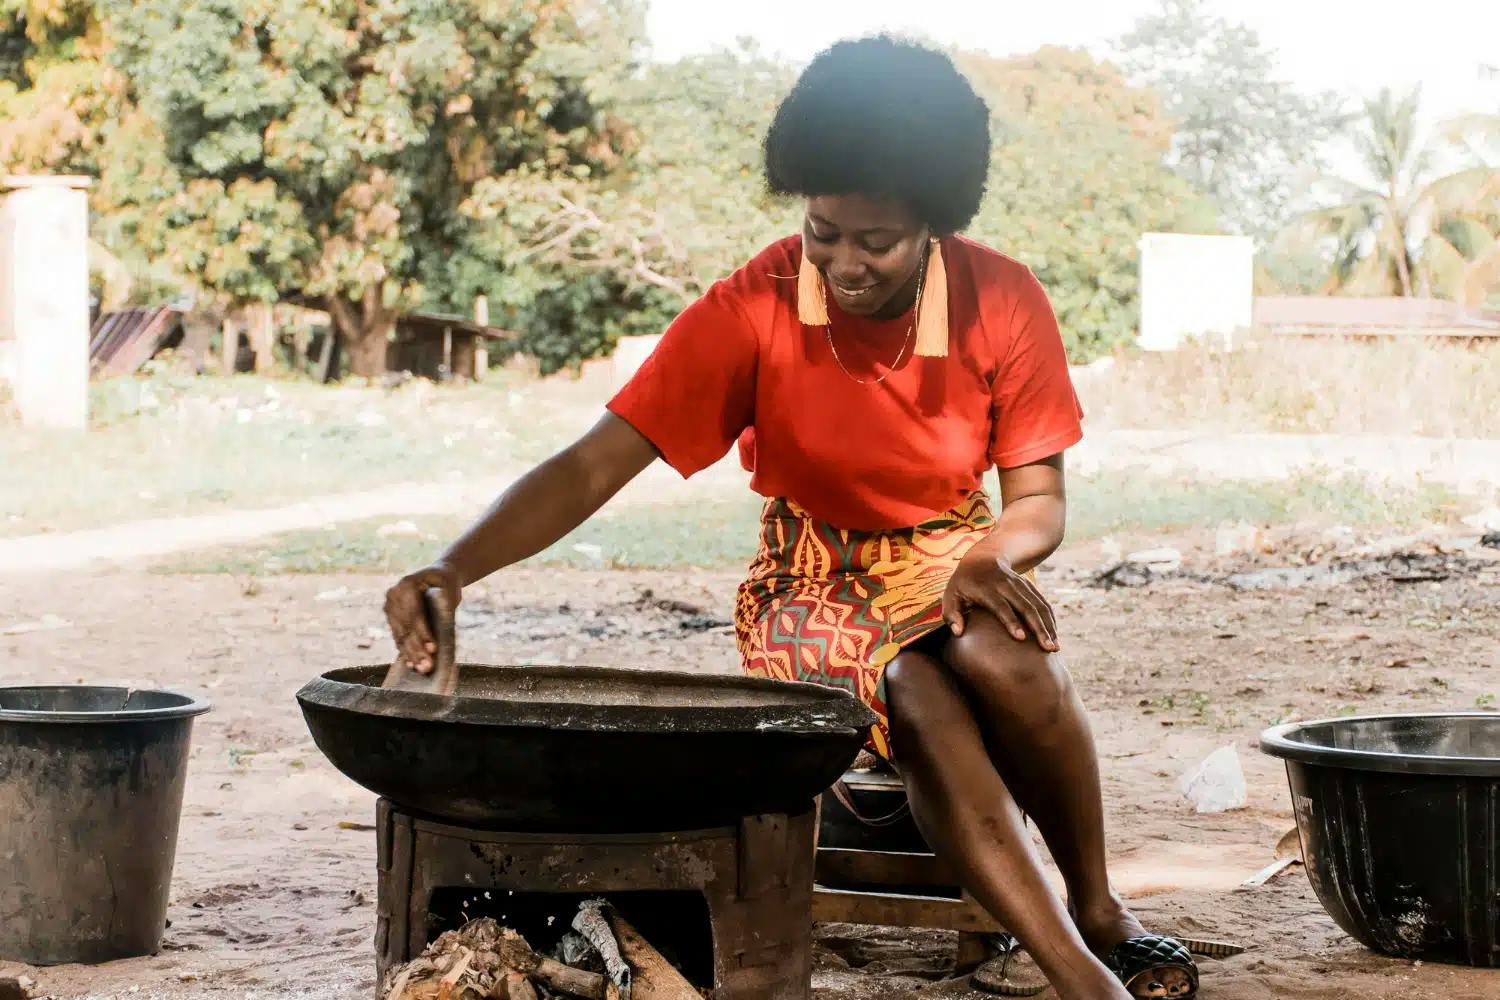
[608,234,1084,530]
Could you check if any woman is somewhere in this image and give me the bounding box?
[386,36,1198,1000]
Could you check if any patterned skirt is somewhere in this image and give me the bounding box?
[734,492,995,758]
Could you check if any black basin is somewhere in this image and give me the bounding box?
[0,686,209,964]
[297,665,875,831]
[1261,713,1500,967]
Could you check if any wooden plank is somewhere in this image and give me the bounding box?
[221,317,238,374]
[815,847,952,888]
[955,931,999,974]
[315,329,341,383]
[451,331,477,381]
[811,886,1002,933]
[252,303,275,374]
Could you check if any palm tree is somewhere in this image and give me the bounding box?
[1279,87,1500,303]
[1439,102,1500,304]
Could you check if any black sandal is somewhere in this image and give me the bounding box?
[1103,935,1200,999]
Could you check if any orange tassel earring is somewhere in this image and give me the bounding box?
[797,250,829,325]
[914,237,948,358]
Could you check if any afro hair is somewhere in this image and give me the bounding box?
[764,36,991,234]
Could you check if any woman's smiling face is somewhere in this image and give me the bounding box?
[802,194,929,319]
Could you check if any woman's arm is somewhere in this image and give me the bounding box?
[974,453,1066,574]
[941,453,1066,649]
[384,411,659,671]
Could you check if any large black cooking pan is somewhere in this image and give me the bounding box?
[297,665,875,831]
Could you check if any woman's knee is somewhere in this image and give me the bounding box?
[945,611,1070,703]
[886,649,1003,772]
[884,650,938,714]
[884,652,960,743]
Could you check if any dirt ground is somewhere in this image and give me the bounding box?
[2,535,1498,999]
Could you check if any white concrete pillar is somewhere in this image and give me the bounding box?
[0,176,92,429]
[1137,233,1255,351]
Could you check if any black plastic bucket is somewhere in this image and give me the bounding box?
[1260,713,1500,967]
[0,686,209,965]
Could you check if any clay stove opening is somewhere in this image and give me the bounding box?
[425,887,715,988]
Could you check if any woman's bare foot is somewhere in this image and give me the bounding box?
[1072,897,1196,998]
[1072,894,1147,956]
[1052,969,1136,1000]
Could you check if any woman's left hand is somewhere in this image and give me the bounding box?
[941,550,1059,651]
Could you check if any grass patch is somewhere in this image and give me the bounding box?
[153,497,768,575]
[153,472,1457,576]
[0,369,593,537]
[1068,471,1459,539]
[10,342,1490,541]
[1080,336,1500,438]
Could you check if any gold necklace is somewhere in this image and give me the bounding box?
[823,251,928,386]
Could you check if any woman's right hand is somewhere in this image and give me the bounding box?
[383,562,462,673]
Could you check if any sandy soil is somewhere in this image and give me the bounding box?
[2,541,1498,999]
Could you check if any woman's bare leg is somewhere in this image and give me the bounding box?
[941,612,1148,955]
[884,649,1132,1000]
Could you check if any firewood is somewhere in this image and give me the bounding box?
[438,947,475,1000]
[500,974,538,1000]
[529,957,610,999]
[464,927,606,999]
[381,917,612,1000]
[383,920,533,1000]
[572,899,631,990]
[606,912,701,1000]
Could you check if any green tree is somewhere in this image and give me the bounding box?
[0,1,154,307]
[464,43,798,372]
[960,46,1217,360]
[99,0,639,376]
[0,0,117,173]
[1116,0,1341,237]
[494,44,1211,368]
[1277,87,1500,302]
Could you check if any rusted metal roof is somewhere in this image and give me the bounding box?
[88,306,183,376]
[399,311,516,341]
[1253,297,1500,337]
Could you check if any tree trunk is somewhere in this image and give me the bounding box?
[1386,207,1414,297]
[326,288,395,379]
[344,324,389,378]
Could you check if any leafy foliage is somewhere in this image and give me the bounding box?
[97,0,640,374]
[463,42,799,370]
[961,47,1217,359]
[0,7,1236,372]
[491,43,1213,366]
[504,269,677,376]
[1274,88,1500,302]
[1116,0,1342,237]
[0,0,117,173]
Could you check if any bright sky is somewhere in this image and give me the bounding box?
[647,0,1500,123]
